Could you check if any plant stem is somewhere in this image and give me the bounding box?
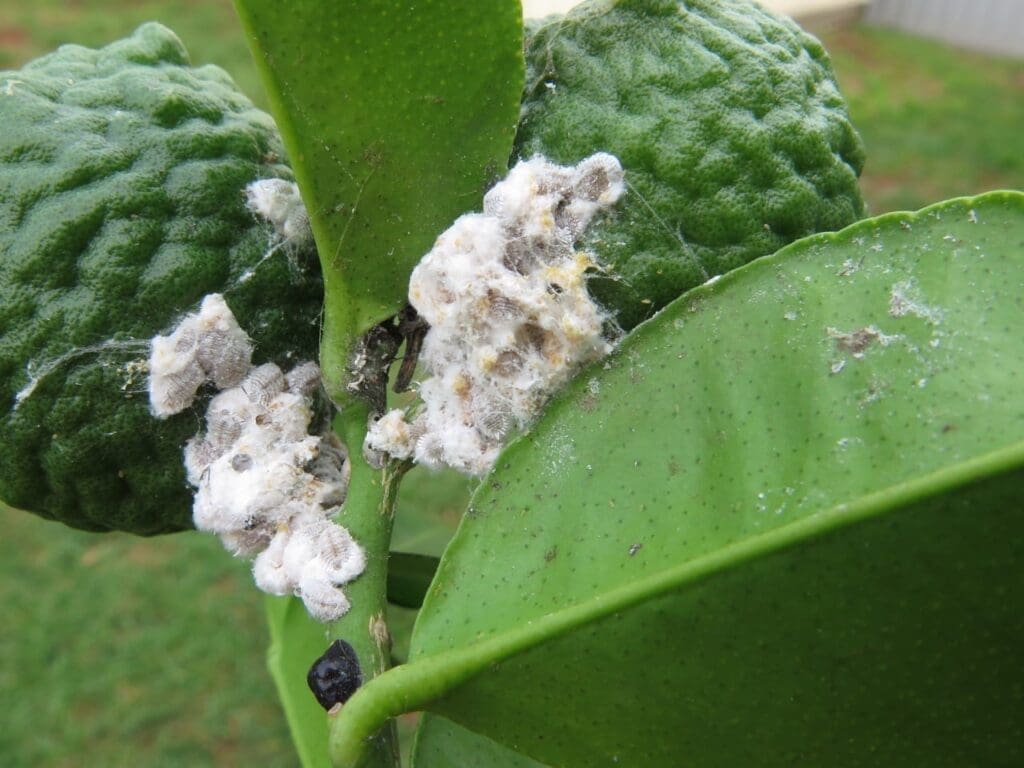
[318,270,361,416]
[322,404,408,767]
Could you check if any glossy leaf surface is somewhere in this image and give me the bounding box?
[232,0,524,392]
[387,552,440,609]
[412,714,546,768]
[332,192,1024,766]
[392,468,472,558]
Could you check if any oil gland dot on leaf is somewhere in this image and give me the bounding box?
[307,639,363,711]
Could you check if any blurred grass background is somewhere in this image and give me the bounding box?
[821,25,1024,213]
[1,1,1022,766]
[0,466,469,768]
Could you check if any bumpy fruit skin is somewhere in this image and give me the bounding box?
[0,24,323,535]
[516,0,866,328]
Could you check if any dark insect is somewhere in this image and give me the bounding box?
[394,304,429,393]
[345,305,430,413]
[345,320,402,415]
[307,639,363,710]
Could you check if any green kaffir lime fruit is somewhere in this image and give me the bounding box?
[0,24,323,535]
[516,0,867,328]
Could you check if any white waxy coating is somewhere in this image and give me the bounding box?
[366,153,625,475]
[150,294,363,623]
[245,178,311,242]
[252,530,292,595]
[185,365,364,622]
[148,293,253,418]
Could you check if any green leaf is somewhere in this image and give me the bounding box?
[387,552,439,609]
[264,596,331,768]
[329,191,1024,766]
[392,467,473,557]
[232,0,525,399]
[412,714,547,768]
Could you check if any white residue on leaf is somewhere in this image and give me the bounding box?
[537,423,577,479]
[148,295,362,623]
[889,279,943,324]
[366,153,625,475]
[837,257,863,276]
[827,325,900,359]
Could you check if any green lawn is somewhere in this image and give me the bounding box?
[1,3,1022,767]
[0,469,467,768]
[819,25,1024,213]
[0,504,295,767]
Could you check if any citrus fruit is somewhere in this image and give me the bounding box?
[0,24,323,535]
[515,0,867,328]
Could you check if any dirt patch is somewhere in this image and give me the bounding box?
[0,25,28,47]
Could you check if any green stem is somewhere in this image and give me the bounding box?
[324,404,409,767]
[318,269,360,412]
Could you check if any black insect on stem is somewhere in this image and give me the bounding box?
[307,639,363,711]
[345,318,403,415]
[394,304,429,393]
[345,305,430,413]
